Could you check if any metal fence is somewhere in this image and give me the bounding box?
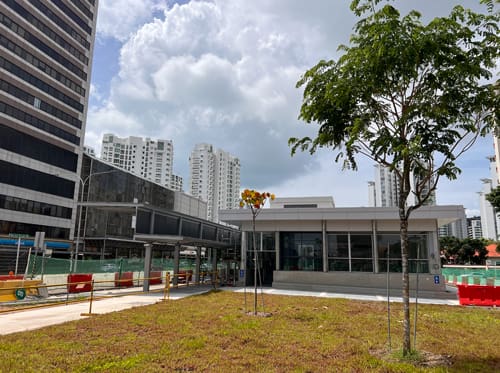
[26,256,202,276]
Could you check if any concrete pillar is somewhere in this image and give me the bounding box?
[212,248,218,288]
[322,220,328,272]
[429,230,440,274]
[195,246,201,284]
[241,232,247,271]
[149,212,155,234]
[274,231,280,270]
[178,217,183,236]
[372,220,379,273]
[143,243,152,292]
[173,243,180,286]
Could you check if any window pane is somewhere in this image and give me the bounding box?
[280,232,322,271]
[329,259,349,271]
[262,232,274,251]
[350,234,372,258]
[351,259,373,272]
[377,234,401,259]
[328,234,348,257]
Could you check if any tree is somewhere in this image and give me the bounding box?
[239,189,275,315]
[440,237,489,264]
[486,185,500,210]
[439,236,460,264]
[460,238,489,264]
[289,0,499,355]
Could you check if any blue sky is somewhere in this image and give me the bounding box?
[86,0,498,216]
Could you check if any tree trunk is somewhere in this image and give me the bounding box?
[252,215,257,315]
[400,215,411,355]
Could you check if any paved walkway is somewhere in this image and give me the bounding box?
[0,285,459,335]
[0,285,214,335]
[239,287,460,306]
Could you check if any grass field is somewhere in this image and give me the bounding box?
[0,290,499,372]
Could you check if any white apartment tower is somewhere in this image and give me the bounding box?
[371,164,466,239]
[467,217,483,239]
[189,143,240,222]
[371,164,436,207]
[478,156,498,240]
[101,134,183,191]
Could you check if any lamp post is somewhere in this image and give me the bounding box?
[74,169,118,272]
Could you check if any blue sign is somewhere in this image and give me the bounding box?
[0,238,71,249]
[434,275,440,284]
[239,269,245,278]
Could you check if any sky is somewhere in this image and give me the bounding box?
[86,0,499,216]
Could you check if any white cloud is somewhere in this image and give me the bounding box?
[89,84,102,102]
[87,0,496,213]
[96,0,168,42]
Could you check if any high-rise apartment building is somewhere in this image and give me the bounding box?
[0,0,98,240]
[101,134,183,191]
[478,156,499,240]
[369,165,472,238]
[189,143,240,222]
[467,216,483,239]
[370,164,436,207]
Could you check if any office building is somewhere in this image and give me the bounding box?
[189,143,240,222]
[100,134,183,191]
[0,1,98,242]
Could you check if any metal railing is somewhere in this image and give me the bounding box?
[0,271,221,314]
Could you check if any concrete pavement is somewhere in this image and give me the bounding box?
[0,284,460,335]
[0,284,215,335]
[234,287,460,306]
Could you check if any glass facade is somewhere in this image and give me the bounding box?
[245,232,276,286]
[0,0,97,241]
[245,229,429,274]
[246,232,275,252]
[0,160,75,198]
[0,124,78,171]
[328,233,373,272]
[0,194,72,219]
[82,156,176,207]
[377,234,428,273]
[328,233,348,271]
[0,220,69,239]
[280,232,322,271]
[81,155,240,247]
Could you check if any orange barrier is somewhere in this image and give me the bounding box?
[178,270,193,284]
[0,275,24,281]
[67,274,93,293]
[115,272,134,287]
[150,271,162,285]
[457,285,500,307]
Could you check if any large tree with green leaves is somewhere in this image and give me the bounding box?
[290,0,499,355]
[439,237,489,264]
[486,185,500,211]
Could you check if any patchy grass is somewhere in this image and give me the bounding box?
[0,290,499,372]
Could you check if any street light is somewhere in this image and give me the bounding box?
[74,169,118,272]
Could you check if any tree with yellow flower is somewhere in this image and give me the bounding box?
[239,189,275,315]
